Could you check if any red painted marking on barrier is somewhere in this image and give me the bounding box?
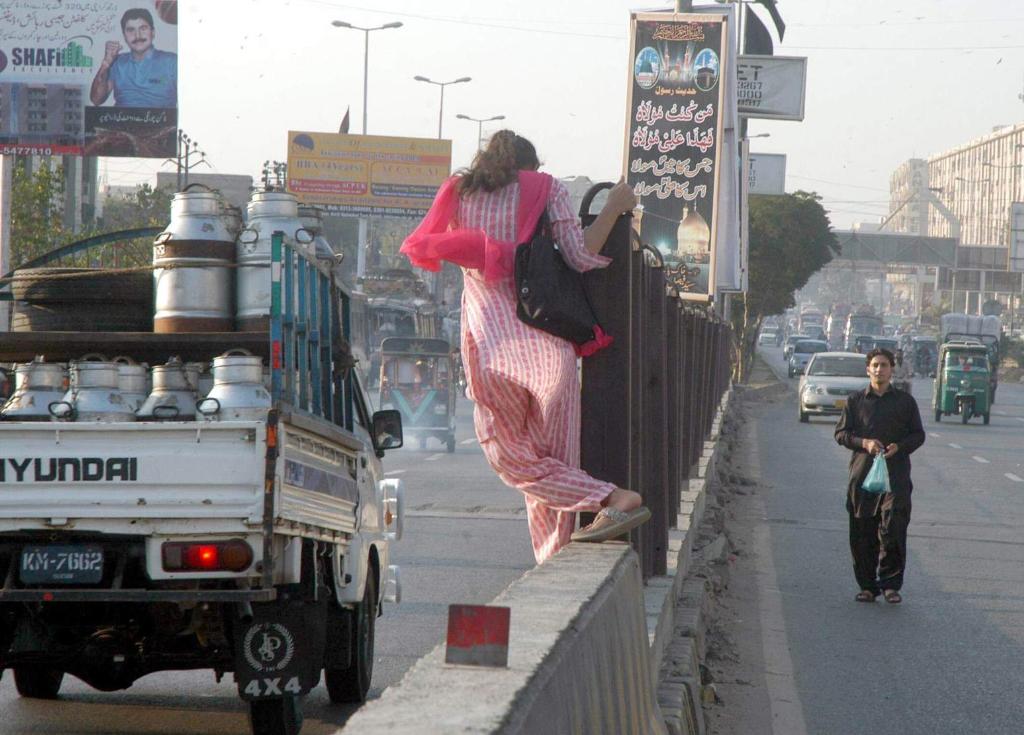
[445,604,510,668]
[272,341,283,369]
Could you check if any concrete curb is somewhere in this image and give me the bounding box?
[338,544,666,735]
[646,385,736,735]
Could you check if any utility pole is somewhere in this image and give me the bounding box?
[262,161,288,190]
[166,130,210,190]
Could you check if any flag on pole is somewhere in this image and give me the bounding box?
[744,5,774,55]
[754,0,785,41]
[339,106,351,134]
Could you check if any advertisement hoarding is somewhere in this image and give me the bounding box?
[748,152,786,195]
[624,12,730,301]
[286,132,452,219]
[0,0,178,157]
[737,55,807,121]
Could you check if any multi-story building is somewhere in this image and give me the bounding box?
[890,124,1024,316]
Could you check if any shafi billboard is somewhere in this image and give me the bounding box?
[286,132,452,219]
[0,0,179,157]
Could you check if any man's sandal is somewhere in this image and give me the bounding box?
[855,590,877,602]
[571,506,652,543]
[883,590,902,604]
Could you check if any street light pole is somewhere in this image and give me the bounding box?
[331,20,403,134]
[414,76,472,139]
[456,114,506,149]
[331,19,402,282]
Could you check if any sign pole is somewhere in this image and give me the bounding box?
[0,155,11,332]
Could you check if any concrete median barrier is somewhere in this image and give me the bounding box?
[339,543,667,735]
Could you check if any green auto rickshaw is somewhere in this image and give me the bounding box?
[378,337,458,452]
[932,341,991,425]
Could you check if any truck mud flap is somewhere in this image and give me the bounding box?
[234,598,326,700]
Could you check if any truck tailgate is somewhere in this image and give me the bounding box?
[0,422,265,531]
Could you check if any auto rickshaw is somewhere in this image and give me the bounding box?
[378,337,457,452]
[932,341,991,425]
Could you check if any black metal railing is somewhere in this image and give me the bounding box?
[580,184,733,579]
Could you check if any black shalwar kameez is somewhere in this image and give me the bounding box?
[834,386,925,594]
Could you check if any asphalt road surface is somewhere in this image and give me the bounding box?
[0,395,533,734]
[727,347,1024,734]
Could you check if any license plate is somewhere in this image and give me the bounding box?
[834,399,847,408]
[20,545,104,585]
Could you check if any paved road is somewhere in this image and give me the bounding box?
[741,346,1024,734]
[0,395,532,733]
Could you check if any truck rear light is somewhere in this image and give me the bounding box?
[162,539,253,572]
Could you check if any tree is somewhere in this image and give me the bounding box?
[9,162,70,267]
[732,191,839,380]
[97,183,174,232]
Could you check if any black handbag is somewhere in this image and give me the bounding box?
[513,211,611,355]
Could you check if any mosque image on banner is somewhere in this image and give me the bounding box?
[0,0,179,157]
[624,12,729,301]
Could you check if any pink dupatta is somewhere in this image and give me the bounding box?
[400,170,551,282]
[400,170,613,357]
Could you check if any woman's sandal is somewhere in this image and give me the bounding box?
[883,590,902,604]
[571,506,652,543]
[855,590,877,602]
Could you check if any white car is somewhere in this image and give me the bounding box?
[798,351,870,423]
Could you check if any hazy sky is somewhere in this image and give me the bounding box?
[104,0,1024,229]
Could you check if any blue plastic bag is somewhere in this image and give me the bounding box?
[861,453,890,494]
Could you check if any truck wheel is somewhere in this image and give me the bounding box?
[325,571,377,704]
[13,667,64,699]
[798,407,809,423]
[248,695,302,735]
[446,434,456,453]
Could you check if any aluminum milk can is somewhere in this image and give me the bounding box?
[54,357,136,422]
[0,357,66,421]
[197,349,272,421]
[237,190,314,332]
[136,357,200,420]
[153,184,235,333]
[113,356,149,412]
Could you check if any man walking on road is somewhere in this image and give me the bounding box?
[835,347,925,604]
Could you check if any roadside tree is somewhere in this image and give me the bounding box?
[732,191,838,380]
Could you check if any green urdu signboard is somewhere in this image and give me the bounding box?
[624,12,729,301]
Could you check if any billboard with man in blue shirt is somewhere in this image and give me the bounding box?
[0,0,178,158]
[90,8,178,108]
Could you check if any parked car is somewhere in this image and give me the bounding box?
[797,351,870,422]
[788,339,829,378]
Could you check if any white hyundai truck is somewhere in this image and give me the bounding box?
[0,232,403,735]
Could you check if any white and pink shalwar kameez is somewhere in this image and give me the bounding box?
[401,172,618,563]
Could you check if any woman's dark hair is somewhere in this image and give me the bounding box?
[457,130,540,195]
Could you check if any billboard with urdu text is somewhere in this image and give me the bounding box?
[0,0,178,157]
[624,12,729,302]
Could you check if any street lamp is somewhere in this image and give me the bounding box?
[455,113,506,149]
[331,19,403,134]
[414,76,472,139]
